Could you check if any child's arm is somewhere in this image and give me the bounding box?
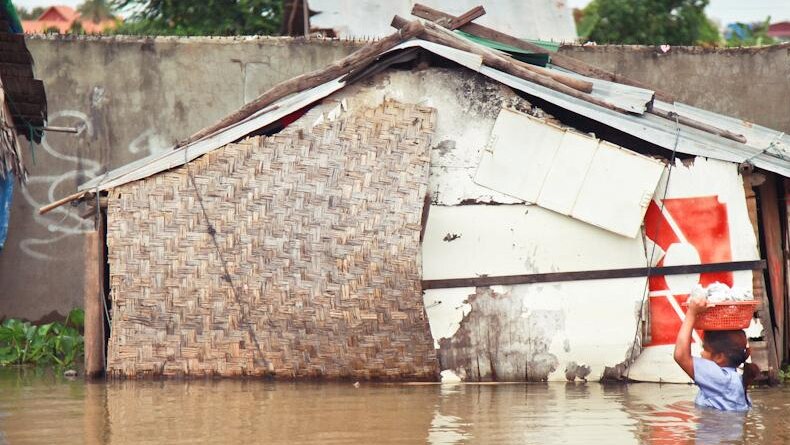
[673,297,707,379]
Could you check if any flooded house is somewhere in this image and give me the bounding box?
[44,8,790,383]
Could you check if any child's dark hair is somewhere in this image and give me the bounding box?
[703,330,760,394]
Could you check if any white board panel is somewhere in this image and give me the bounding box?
[537,131,598,214]
[572,141,665,238]
[475,108,665,238]
[422,205,647,280]
[475,109,562,203]
[421,205,649,381]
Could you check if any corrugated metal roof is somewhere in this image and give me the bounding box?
[78,38,790,194]
[481,67,790,177]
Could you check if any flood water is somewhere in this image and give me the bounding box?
[0,369,788,444]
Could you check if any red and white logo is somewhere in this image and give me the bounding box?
[644,196,733,345]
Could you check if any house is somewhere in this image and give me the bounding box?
[21,5,117,34]
[0,2,47,250]
[768,21,790,42]
[45,7,790,382]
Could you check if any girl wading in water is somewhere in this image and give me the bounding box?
[673,296,760,411]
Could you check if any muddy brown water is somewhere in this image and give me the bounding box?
[0,369,788,444]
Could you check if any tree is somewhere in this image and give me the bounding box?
[111,0,283,36]
[578,0,720,45]
[15,6,45,20]
[78,0,115,23]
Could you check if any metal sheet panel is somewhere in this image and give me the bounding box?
[421,204,648,381]
[475,108,665,237]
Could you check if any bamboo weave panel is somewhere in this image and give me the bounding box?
[106,100,439,379]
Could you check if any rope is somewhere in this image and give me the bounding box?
[625,109,681,380]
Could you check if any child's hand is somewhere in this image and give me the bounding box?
[686,296,709,315]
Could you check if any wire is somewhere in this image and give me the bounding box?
[625,109,681,380]
[183,146,271,371]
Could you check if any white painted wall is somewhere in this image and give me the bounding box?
[423,205,648,381]
[309,0,578,42]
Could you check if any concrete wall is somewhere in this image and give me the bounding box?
[1,36,789,321]
[560,44,790,134]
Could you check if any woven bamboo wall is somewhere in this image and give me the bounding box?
[106,100,439,379]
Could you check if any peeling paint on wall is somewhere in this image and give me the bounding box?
[422,205,648,382]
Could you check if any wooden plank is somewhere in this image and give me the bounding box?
[392,16,594,94]
[180,20,425,146]
[756,273,781,383]
[393,17,619,109]
[744,174,767,306]
[422,260,766,289]
[84,229,104,377]
[784,178,790,360]
[410,3,675,102]
[447,6,486,30]
[760,173,786,363]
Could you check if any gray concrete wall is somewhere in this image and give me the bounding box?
[2,36,789,321]
[0,35,359,321]
[558,43,790,133]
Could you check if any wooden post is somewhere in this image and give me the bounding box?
[84,229,104,378]
[744,173,780,382]
[759,173,785,364]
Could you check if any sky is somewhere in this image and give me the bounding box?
[13,0,790,25]
[565,0,790,25]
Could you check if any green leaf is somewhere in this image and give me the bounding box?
[66,308,85,330]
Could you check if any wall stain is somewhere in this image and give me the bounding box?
[438,287,563,382]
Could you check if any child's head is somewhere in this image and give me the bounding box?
[702,329,761,392]
[702,330,749,367]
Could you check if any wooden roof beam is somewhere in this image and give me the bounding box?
[410,3,675,102]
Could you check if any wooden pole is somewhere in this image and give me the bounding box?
[422,260,766,290]
[648,108,747,144]
[410,2,676,102]
[759,173,785,363]
[392,16,630,113]
[392,16,594,94]
[179,20,426,147]
[446,5,486,30]
[405,7,748,145]
[38,190,88,215]
[84,229,104,378]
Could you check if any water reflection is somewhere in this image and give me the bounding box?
[0,369,788,445]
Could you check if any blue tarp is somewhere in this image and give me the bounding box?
[0,173,12,250]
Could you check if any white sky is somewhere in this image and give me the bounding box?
[565,0,790,25]
[14,0,790,25]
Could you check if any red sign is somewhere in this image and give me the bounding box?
[644,197,733,345]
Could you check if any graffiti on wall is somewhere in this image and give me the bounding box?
[19,103,168,260]
[644,196,733,346]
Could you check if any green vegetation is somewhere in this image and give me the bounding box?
[724,18,776,47]
[0,309,84,368]
[14,6,45,20]
[78,0,115,23]
[111,0,283,36]
[780,365,790,383]
[577,0,720,45]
